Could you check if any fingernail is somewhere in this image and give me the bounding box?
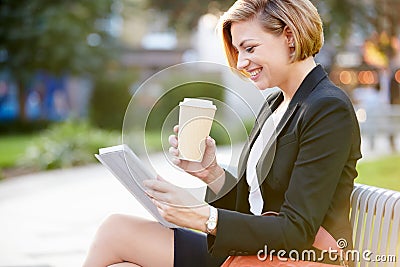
[207,136,215,144]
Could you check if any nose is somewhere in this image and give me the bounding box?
[236,52,249,71]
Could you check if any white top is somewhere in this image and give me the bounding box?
[246,98,290,215]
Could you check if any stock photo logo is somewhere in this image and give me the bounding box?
[121,61,278,208]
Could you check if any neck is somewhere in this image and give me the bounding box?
[280,57,317,100]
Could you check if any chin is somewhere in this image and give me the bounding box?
[252,81,270,91]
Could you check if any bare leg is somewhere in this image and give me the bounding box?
[83,214,174,267]
[109,263,140,267]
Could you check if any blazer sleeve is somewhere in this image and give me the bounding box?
[208,96,356,256]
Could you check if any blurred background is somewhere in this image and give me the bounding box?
[0,0,399,266]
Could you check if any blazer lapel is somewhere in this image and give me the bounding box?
[237,92,283,178]
[255,103,299,182]
[238,65,328,179]
[255,64,328,184]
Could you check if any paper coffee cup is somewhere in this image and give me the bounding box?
[178,98,217,162]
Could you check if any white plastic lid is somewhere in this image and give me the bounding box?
[179,98,217,110]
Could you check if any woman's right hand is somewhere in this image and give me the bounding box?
[168,125,225,185]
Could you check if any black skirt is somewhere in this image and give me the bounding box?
[173,228,227,267]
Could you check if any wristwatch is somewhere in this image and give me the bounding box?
[205,206,218,234]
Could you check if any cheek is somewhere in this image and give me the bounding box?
[268,44,289,62]
[260,65,284,88]
[267,53,289,76]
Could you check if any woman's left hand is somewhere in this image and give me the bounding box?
[143,176,210,232]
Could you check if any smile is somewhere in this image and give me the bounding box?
[248,68,262,80]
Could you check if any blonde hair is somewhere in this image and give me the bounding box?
[220,0,324,72]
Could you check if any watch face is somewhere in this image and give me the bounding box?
[208,221,217,230]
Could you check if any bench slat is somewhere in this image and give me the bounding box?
[352,183,400,267]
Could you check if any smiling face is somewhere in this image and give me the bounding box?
[231,19,293,90]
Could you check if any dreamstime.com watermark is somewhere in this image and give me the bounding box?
[257,238,397,263]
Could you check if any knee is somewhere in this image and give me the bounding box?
[94,214,131,242]
[101,213,129,229]
[93,214,156,247]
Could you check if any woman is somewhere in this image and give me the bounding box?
[83,0,361,266]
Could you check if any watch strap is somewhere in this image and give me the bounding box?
[206,206,218,234]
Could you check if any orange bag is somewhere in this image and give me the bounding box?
[221,212,349,267]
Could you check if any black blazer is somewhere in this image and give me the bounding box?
[206,65,362,261]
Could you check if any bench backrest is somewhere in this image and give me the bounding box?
[350,183,400,267]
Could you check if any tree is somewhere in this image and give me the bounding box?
[145,0,358,40]
[0,0,119,121]
[312,0,359,46]
[359,0,400,68]
[144,0,235,31]
[145,0,399,68]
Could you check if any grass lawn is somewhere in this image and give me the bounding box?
[356,155,400,192]
[0,134,33,168]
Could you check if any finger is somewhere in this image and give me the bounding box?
[169,146,179,157]
[168,134,178,148]
[143,179,171,193]
[145,186,170,203]
[171,157,181,166]
[153,200,173,222]
[173,125,179,134]
[152,198,166,212]
[156,175,167,181]
[146,188,170,203]
[204,136,217,158]
[175,158,192,170]
[206,136,216,148]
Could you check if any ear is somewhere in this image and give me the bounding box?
[283,26,294,47]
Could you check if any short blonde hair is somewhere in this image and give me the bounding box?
[220,0,324,72]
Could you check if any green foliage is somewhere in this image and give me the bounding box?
[209,118,253,146]
[89,69,138,130]
[210,121,230,146]
[145,75,225,144]
[145,0,235,30]
[312,0,359,48]
[20,120,120,170]
[146,0,399,61]
[146,83,224,130]
[0,134,34,168]
[0,0,119,120]
[146,0,357,41]
[0,120,51,134]
[0,0,117,78]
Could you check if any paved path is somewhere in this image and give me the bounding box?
[0,135,399,267]
[0,164,151,267]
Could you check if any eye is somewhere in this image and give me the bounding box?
[245,46,255,53]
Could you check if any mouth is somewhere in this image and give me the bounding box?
[248,68,262,81]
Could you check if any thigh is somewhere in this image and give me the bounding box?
[104,214,174,267]
[174,228,227,267]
